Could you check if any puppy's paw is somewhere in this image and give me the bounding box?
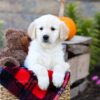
[38,76,49,90]
[64,63,70,72]
[53,73,64,88]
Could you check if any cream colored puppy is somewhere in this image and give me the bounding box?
[24,14,70,90]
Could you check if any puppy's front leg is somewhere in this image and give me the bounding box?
[28,64,49,90]
[53,63,70,88]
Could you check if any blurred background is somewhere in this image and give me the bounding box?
[0,0,100,100]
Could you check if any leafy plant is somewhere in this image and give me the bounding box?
[77,18,94,36]
[90,13,100,68]
[65,3,100,71]
[65,3,79,22]
[65,3,94,36]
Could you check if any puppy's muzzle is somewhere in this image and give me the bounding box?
[43,35,49,43]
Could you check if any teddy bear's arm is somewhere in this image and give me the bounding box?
[0,57,20,67]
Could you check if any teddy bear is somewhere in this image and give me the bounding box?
[0,29,30,67]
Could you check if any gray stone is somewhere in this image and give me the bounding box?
[0,0,60,29]
[0,0,100,29]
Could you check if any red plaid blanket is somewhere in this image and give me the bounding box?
[0,66,70,100]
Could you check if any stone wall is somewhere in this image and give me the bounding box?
[0,0,100,30]
[0,0,60,30]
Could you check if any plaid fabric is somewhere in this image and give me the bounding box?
[0,66,70,100]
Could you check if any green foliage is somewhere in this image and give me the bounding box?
[0,20,4,48]
[65,3,79,22]
[90,13,100,68]
[65,3,94,36]
[65,3,100,71]
[77,18,94,36]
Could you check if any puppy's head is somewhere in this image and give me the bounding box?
[28,14,69,48]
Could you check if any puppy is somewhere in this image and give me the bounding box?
[24,14,70,90]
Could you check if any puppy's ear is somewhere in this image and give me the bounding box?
[27,22,36,40]
[59,21,70,41]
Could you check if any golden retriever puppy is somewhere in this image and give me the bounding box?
[24,14,70,90]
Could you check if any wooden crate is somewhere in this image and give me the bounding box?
[68,53,90,84]
[63,35,92,98]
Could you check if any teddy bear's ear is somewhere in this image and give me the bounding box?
[5,29,15,37]
[21,36,30,53]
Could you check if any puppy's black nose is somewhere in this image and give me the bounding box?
[43,35,49,42]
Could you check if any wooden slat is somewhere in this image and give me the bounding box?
[63,35,92,45]
[68,57,78,84]
[77,53,90,80]
[68,44,90,55]
[68,53,90,84]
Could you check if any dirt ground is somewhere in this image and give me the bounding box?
[72,82,100,100]
[72,66,100,100]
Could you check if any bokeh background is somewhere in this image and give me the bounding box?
[0,0,100,29]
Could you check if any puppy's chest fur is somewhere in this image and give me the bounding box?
[29,40,64,70]
[38,50,59,69]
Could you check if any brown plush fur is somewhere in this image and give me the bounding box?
[0,29,30,67]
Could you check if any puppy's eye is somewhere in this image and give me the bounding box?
[40,27,43,30]
[51,27,56,31]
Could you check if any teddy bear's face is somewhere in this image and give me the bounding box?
[6,29,28,50]
[0,29,30,67]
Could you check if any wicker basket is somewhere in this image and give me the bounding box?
[0,83,70,100]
